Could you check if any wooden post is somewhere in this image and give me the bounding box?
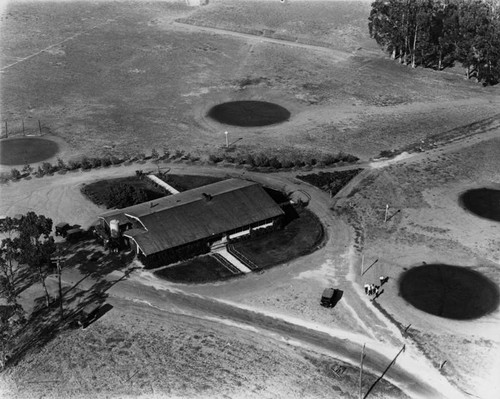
[359,343,365,399]
[38,120,42,135]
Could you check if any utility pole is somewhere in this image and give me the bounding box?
[359,343,365,399]
[54,255,64,321]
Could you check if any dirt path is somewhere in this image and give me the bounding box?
[2,127,497,397]
[171,21,352,62]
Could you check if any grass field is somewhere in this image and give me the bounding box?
[178,0,373,51]
[155,254,239,283]
[233,207,324,269]
[1,0,498,164]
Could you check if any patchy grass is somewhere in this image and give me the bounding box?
[177,0,372,51]
[154,254,239,284]
[232,207,324,268]
[297,169,363,195]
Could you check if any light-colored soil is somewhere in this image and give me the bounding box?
[1,1,500,398]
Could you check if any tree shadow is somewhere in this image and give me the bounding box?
[4,263,136,370]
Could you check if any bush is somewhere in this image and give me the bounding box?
[281,159,294,169]
[80,157,91,170]
[137,152,146,161]
[22,164,33,175]
[67,160,81,170]
[90,158,102,168]
[57,158,66,170]
[101,157,112,167]
[269,157,282,169]
[10,168,21,180]
[208,154,222,163]
[246,154,256,167]
[151,148,159,159]
[254,154,270,167]
[173,150,184,159]
[41,162,53,175]
[110,156,122,165]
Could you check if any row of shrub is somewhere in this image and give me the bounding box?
[208,151,359,170]
[3,146,359,183]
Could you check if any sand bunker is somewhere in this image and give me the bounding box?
[399,264,499,320]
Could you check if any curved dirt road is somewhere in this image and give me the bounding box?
[0,155,473,398]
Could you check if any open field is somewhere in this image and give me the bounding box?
[1,0,499,167]
[1,1,500,398]
[337,137,500,397]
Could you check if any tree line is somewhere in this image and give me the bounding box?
[368,0,500,84]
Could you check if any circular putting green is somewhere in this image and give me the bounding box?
[459,188,500,222]
[399,264,499,320]
[0,137,59,165]
[207,101,290,127]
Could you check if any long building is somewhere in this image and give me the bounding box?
[98,178,285,268]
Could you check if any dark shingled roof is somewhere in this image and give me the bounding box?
[100,178,284,256]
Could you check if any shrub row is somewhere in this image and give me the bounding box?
[5,147,358,182]
[208,151,359,170]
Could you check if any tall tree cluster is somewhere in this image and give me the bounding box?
[368,0,500,84]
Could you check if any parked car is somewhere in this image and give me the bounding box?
[320,287,342,308]
[65,227,84,242]
[55,222,71,237]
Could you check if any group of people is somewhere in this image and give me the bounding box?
[364,276,389,298]
[364,283,380,296]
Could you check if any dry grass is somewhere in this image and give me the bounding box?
[2,299,406,399]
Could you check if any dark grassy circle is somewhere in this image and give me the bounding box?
[207,101,290,127]
[459,188,500,222]
[399,264,499,320]
[0,137,59,165]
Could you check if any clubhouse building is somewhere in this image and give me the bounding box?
[98,178,284,268]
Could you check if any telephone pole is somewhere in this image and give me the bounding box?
[359,343,365,399]
[52,255,64,321]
